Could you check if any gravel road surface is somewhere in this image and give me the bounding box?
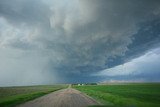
[18,87,100,107]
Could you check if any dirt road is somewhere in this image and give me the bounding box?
[18,87,100,107]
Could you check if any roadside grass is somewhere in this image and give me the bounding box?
[0,85,67,107]
[73,83,160,107]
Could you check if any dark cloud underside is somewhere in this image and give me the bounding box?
[0,0,160,85]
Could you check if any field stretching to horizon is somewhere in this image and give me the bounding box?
[74,83,160,107]
[0,85,67,107]
[0,83,160,107]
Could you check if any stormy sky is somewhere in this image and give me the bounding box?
[0,0,160,86]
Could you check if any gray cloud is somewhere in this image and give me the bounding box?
[94,48,160,76]
[0,0,160,85]
[94,48,160,82]
[0,0,51,26]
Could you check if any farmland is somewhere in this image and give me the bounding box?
[74,83,160,107]
[0,85,67,107]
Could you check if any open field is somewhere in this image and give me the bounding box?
[1,83,160,107]
[73,83,160,107]
[0,85,67,107]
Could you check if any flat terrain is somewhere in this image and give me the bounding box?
[1,83,159,107]
[0,85,67,107]
[18,88,99,107]
[74,83,160,107]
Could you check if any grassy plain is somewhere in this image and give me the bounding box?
[74,83,160,107]
[0,85,67,107]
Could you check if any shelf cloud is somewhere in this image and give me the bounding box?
[0,0,160,86]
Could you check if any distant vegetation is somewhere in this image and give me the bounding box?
[0,85,67,107]
[74,83,160,107]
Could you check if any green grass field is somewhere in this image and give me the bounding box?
[0,85,67,107]
[74,83,160,107]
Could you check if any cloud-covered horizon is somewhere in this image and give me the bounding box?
[93,48,160,82]
[0,0,160,86]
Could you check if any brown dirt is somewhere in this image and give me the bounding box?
[17,88,100,107]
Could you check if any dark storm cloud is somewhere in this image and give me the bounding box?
[95,48,160,82]
[0,0,160,85]
[107,19,160,68]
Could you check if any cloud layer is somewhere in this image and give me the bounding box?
[0,0,160,86]
[94,48,160,82]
